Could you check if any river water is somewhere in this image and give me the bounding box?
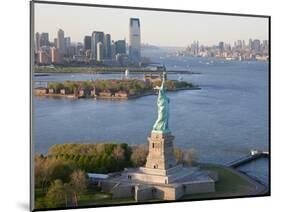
[33,48,269,185]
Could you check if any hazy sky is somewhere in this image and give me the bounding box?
[34,3,269,46]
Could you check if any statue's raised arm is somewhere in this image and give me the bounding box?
[152,72,170,134]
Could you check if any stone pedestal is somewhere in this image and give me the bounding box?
[145,131,177,170]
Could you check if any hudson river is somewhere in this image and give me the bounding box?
[33,48,269,185]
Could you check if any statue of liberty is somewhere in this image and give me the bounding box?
[152,72,170,134]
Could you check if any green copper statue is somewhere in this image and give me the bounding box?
[152,72,170,134]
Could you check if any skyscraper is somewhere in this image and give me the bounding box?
[57,29,65,55]
[54,38,58,49]
[83,36,91,51]
[104,34,112,59]
[249,39,253,49]
[218,41,224,52]
[252,39,261,52]
[91,31,104,60]
[64,37,71,49]
[129,18,141,64]
[50,47,62,64]
[237,40,242,48]
[191,41,199,56]
[35,32,40,53]
[114,40,126,54]
[96,42,104,62]
[64,37,71,56]
[39,32,49,47]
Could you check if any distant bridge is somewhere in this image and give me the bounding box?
[226,150,269,168]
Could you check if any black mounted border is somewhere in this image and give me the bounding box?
[30,1,271,211]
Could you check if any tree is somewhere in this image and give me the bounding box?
[48,82,64,93]
[70,170,88,199]
[112,145,125,161]
[184,148,198,166]
[49,161,75,183]
[46,180,69,208]
[174,148,185,164]
[131,145,148,167]
[34,153,45,189]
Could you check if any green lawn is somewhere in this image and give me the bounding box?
[182,164,256,200]
[35,187,135,209]
[77,189,135,206]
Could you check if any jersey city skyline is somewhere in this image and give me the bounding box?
[34,3,269,47]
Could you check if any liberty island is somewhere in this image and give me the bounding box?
[101,72,216,201]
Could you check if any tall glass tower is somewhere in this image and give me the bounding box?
[57,29,65,55]
[104,34,112,59]
[129,18,141,64]
[91,31,104,60]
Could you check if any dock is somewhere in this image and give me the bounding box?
[226,150,269,168]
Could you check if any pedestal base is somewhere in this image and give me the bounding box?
[101,165,216,201]
[126,165,198,184]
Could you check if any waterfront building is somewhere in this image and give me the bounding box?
[57,29,65,55]
[39,32,49,47]
[104,34,112,59]
[34,87,48,95]
[91,31,104,60]
[129,18,141,64]
[114,40,126,54]
[97,42,104,62]
[84,36,91,51]
[38,50,51,65]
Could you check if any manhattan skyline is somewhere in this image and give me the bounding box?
[34,3,269,47]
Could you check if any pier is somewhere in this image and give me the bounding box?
[226,150,269,168]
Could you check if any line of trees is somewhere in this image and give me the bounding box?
[47,79,194,95]
[48,79,151,95]
[152,80,193,90]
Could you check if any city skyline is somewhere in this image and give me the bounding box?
[34,3,269,47]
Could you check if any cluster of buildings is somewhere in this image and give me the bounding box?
[34,18,141,66]
[180,39,269,61]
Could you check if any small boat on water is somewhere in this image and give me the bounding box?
[125,69,130,77]
[178,75,183,81]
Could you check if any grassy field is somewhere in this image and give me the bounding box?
[182,164,257,200]
[35,187,135,209]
